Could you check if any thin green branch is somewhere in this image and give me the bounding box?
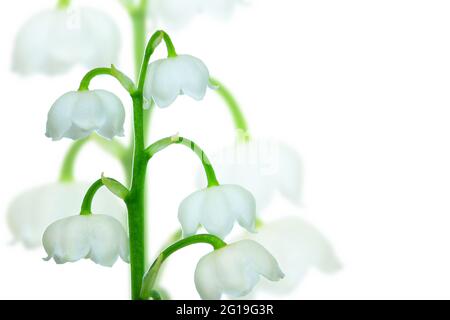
[210,78,251,141]
[59,138,90,182]
[141,234,227,299]
[80,179,104,215]
[78,66,136,94]
[145,135,220,187]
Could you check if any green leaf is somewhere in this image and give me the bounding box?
[101,174,129,200]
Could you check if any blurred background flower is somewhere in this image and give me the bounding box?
[149,0,244,29]
[243,216,340,296]
[13,6,120,75]
[197,139,303,213]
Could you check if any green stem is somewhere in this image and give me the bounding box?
[146,136,220,187]
[59,138,90,182]
[59,136,129,183]
[123,29,172,300]
[131,8,147,79]
[141,235,227,299]
[126,93,148,300]
[210,78,250,141]
[80,179,104,215]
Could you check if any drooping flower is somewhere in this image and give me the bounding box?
[245,216,341,294]
[13,7,120,75]
[45,90,125,141]
[194,240,284,300]
[7,182,127,249]
[198,140,303,212]
[149,0,243,29]
[43,214,129,267]
[178,185,256,239]
[144,55,212,108]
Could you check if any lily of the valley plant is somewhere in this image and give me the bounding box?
[10,0,339,300]
[41,28,284,300]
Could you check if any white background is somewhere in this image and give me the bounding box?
[1,0,450,300]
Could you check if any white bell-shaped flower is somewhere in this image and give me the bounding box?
[13,7,120,75]
[7,182,127,249]
[43,214,129,267]
[198,140,303,212]
[245,216,341,294]
[194,240,284,300]
[46,90,125,141]
[150,0,243,29]
[178,185,256,239]
[144,55,212,108]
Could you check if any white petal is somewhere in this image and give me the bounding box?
[199,187,236,238]
[43,216,90,263]
[70,92,105,130]
[211,243,260,297]
[46,91,78,141]
[194,254,222,300]
[221,185,256,233]
[176,55,210,100]
[63,125,92,140]
[118,230,130,263]
[88,215,125,267]
[144,59,181,108]
[178,190,204,237]
[93,90,125,139]
[238,240,285,281]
